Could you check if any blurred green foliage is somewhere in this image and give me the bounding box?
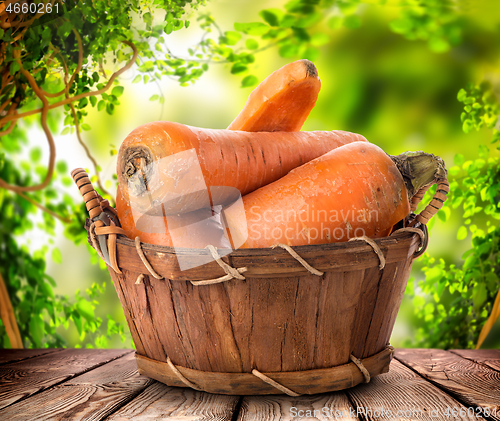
[0,0,499,349]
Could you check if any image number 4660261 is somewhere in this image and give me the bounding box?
[3,1,80,28]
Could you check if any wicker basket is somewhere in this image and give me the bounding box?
[71,168,448,396]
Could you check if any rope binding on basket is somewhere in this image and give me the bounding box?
[348,236,386,270]
[158,344,395,395]
[272,243,324,276]
[135,237,163,279]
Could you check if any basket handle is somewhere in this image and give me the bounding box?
[71,168,104,220]
[408,176,449,227]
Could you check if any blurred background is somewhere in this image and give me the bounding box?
[1,0,499,349]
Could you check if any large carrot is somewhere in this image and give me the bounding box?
[116,185,230,248]
[227,59,321,132]
[223,142,445,248]
[117,121,366,215]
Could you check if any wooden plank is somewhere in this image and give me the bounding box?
[347,359,485,421]
[450,349,500,373]
[0,348,63,366]
[0,352,153,421]
[236,393,358,421]
[105,381,240,420]
[0,348,131,410]
[395,349,500,418]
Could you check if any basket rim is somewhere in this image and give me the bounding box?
[117,226,419,255]
[110,228,423,281]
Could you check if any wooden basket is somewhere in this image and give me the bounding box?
[71,168,448,396]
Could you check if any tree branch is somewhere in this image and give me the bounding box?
[0,50,55,193]
[0,41,139,127]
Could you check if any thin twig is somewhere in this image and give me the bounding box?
[18,191,72,223]
[69,102,113,201]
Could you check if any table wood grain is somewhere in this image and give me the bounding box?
[0,348,498,420]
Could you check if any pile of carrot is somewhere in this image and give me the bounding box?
[116,60,439,250]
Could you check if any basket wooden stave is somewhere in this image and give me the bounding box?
[71,168,447,395]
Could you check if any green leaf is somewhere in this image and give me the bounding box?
[457,88,468,102]
[149,95,159,101]
[472,283,487,312]
[77,300,95,322]
[143,12,152,26]
[245,39,259,50]
[478,144,489,159]
[234,22,269,36]
[61,127,70,135]
[81,123,91,131]
[231,63,248,74]
[310,33,329,46]
[97,100,105,112]
[280,14,296,28]
[111,86,125,97]
[389,18,413,34]
[56,161,68,174]
[106,103,115,115]
[78,97,88,109]
[295,11,322,29]
[457,226,468,240]
[29,316,44,348]
[279,43,299,58]
[425,266,443,284]
[52,248,62,264]
[132,75,142,83]
[30,147,42,163]
[223,31,242,46]
[303,46,320,61]
[10,61,20,75]
[454,153,465,166]
[241,75,258,88]
[429,36,450,53]
[259,9,282,27]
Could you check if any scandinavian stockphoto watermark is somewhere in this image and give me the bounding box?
[245,205,379,243]
[289,406,498,419]
[128,149,378,270]
[290,406,425,419]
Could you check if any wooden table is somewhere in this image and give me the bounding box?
[0,348,498,420]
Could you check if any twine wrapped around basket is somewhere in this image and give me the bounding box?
[71,168,448,395]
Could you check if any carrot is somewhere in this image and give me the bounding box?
[116,185,230,248]
[227,59,321,132]
[223,142,411,248]
[117,121,367,215]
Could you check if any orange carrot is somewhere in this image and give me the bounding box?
[227,59,321,132]
[116,185,230,248]
[117,121,367,215]
[223,142,411,248]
